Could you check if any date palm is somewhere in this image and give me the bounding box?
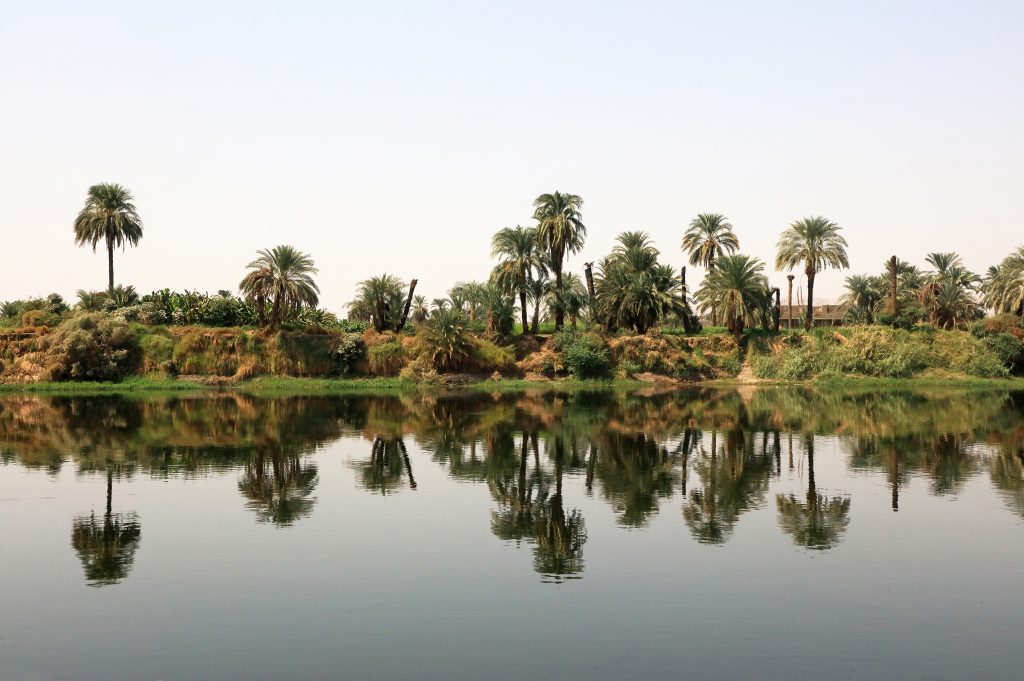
[240,245,320,329]
[533,192,586,330]
[983,247,1024,315]
[694,254,770,338]
[681,213,739,269]
[351,274,405,333]
[73,183,144,295]
[840,274,882,324]
[594,232,685,333]
[775,217,849,329]
[491,225,544,333]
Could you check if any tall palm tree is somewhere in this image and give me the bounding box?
[411,295,430,324]
[681,213,739,269]
[775,216,849,330]
[73,183,144,295]
[533,192,586,330]
[694,254,770,338]
[239,245,320,329]
[491,225,544,333]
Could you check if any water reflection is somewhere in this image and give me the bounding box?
[70,469,141,586]
[2,387,1024,585]
[776,437,851,550]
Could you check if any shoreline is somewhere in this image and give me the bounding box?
[2,373,1023,396]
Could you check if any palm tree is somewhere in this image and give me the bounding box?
[775,216,849,329]
[983,247,1024,315]
[73,183,144,295]
[533,192,586,330]
[411,295,430,324]
[694,254,770,338]
[240,246,320,329]
[840,274,882,324]
[681,213,739,269]
[527,274,548,334]
[350,274,404,333]
[491,225,544,333]
[594,232,686,333]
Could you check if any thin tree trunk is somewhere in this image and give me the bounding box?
[397,279,417,331]
[889,255,897,314]
[554,265,564,330]
[531,299,540,334]
[787,275,794,330]
[106,238,115,295]
[520,289,529,334]
[805,269,816,330]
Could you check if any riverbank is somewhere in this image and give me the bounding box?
[2,314,1023,390]
[3,373,1023,396]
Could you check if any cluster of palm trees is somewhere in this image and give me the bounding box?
[67,183,1024,338]
[841,252,987,329]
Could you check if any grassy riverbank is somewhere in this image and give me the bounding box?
[3,373,1024,396]
[2,313,1023,390]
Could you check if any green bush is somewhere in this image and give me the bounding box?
[983,333,1024,375]
[555,331,611,379]
[140,333,177,374]
[367,341,406,375]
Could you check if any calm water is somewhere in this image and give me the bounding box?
[2,388,1023,681]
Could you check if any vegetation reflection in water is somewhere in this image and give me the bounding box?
[1,388,1023,585]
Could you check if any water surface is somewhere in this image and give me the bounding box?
[2,388,1022,680]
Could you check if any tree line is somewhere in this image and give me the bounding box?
[3,182,1021,338]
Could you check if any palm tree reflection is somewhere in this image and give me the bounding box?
[239,449,319,526]
[71,469,141,586]
[776,437,850,550]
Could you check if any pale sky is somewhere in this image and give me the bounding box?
[2,1,1021,313]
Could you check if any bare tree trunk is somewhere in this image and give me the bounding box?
[584,262,596,323]
[397,279,417,331]
[531,298,540,334]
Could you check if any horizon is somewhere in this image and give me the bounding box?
[3,1,1021,314]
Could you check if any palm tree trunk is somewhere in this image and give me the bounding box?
[889,255,899,316]
[270,296,283,330]
[531,299,540,334]
[106,237,115,295]
[520,289,529,334]
[787,275,794,330]
[554,266,565,330]
[106,469,113,516]
[397,279,417,331]
[805,269,816,330]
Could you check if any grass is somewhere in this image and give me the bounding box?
[0,375,205,394]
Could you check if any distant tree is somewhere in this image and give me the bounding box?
[73,183,144,295]
[533,192,586,330]
[350,274,406,333]
[240,245,320,329]
[694,254,770,338]
[775,217,849,329]
[681,213,739,269]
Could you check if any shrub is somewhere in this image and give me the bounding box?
[554,332,611,379]
[140,333,177,374]
[333,333,367,375]
[21,309,61,328]
[419,308,473,372]
[47,313,140,381]
[983,333,1024,375]
[367,340,405,375]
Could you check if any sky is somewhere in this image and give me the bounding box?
[1,1,1022,313]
